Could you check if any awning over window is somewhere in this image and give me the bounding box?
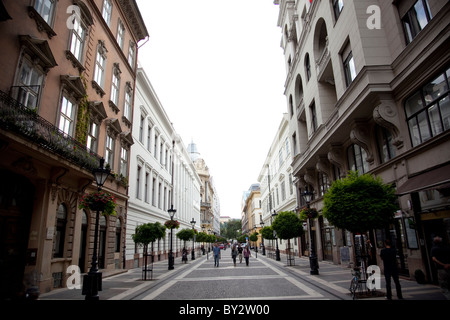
[396,163,450,195]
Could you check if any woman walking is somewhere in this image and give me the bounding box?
[243,245,251,266]
[231,243,237,266]
[238,244,243,264]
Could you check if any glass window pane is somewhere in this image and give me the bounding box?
[408,117,420,147]
[439,95,450,131]
[428,104,443,136]
[417,110,431,143]
[405,91,423,117]
[414,0,429,30]
[423,73,448,103]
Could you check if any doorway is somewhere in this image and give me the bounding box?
[0,170,34,299]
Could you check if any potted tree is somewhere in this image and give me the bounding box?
[272,211,304,265]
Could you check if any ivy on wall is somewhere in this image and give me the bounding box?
[75,75,90,145]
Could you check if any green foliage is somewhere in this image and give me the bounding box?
[220,219,242,240]
[272,211,304,240]
[237,234,247,242]
[132,222,166,248]
[176,228,195,242]
[75,76,90,145]
[260,226,275,240]
[323,171,398,233]
[249,231,258,242]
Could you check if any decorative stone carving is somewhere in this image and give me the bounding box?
[327,144,344,173]
[373,101,403,149]
[350,120,374,165]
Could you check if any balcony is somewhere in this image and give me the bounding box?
[201,201,211,208]
[0,90,101,172]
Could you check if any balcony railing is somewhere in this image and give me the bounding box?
[0,90,101,172]
[201,201,211,208]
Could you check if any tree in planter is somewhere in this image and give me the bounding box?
[272,211,304,262]
[323,171,398,267]
[249,231,258,250]
[176,228,195,250]
[132,222,165,280]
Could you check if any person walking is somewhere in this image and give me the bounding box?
[243,245,251,266]
[213,243,221,267]
[431,236,450,300]
[238,243,243,264]
[231,243,238,266]
[380,239,403,300]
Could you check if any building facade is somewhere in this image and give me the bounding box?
[258,113,299,255]
[0,0,148,298]
[275,0,449,281]
[125,66,201,268]
[188,141,220,235]
[242,183,262,248]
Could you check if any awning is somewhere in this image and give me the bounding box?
[396,163,450,195]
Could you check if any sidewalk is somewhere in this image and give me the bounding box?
[261,249,447,300]
[39,254,204,300]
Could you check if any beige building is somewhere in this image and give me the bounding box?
[275,0,449,282]
[0,0,147,298]
[242,183,262,248]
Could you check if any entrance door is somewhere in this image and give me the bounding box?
[320,217,333,261]
[0,171,34,299]
[78,211,88,273]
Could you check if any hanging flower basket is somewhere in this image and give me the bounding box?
[299,207,318,220]
[164,219,180,229]
[79,191,117,216]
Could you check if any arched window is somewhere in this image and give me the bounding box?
[54,204,67,258]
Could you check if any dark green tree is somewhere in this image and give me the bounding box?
[260,226,276,240]
[176,228,195,248]
[323,171,398,233]
[132,222,165,279]
[272,211,304,240]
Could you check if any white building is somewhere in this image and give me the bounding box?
[258,113,299,255]
[125,65,201,268]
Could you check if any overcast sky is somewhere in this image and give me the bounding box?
[135,0,287,220]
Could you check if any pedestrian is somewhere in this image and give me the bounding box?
[243,245,251,266]
[231,243,237,266]
[238,243,243,264]
[380,239,403,300]
[213,243,221,267]
[431,236,450,300]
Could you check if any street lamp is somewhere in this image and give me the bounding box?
[253,225,258,258]
[83,158,110,300]
[190,218,196,260]
[168,205,176,270]
[260,220,266,255]
[302,186,319,275]
[272,211,281,261]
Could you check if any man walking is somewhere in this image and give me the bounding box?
[380,239,403,300]
[213,243,221,267]
[431,236,450,299]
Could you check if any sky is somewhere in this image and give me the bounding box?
[135,0,287,220]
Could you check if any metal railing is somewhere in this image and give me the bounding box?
[0,90,101,171]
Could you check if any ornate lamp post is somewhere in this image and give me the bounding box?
[260,220,266,255]
[190,218,196,260]
[303,187,319,275]
[167,205,176,270]
[272,211,281,261]
[83,158,110,300]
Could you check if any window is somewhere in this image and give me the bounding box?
[342,42,357,87]
[152,177,156,206]
[281,180,286,201]
[318,172,330,197]
[116,19,125,49]
[94,42,107,88]
[128,41,136,69]
[87,121,99,152]
[292,132,298,155]
[332,0,344,21]
[15,59,43,110]
[34,0,55,26]
[136,165,141,199]
[124,86,132,121]
[402,0,432,44]
[120,147,128,177]
[54,204,67,258]
[147,124,152,151]
[310,102,318,133]
[139,115,144,143]
[376,125,396,163]
[347,144,369,174]
[405,67,450,147]
[59,94,76,136]
[144,172,149,203]
[305,53,311,81]
[110,66,120,106]
[278,148,284,167]
[105,133,115,167]
[102,0,112,26]
[68,13,86,63]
